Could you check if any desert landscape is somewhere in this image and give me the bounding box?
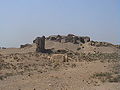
[0,34,120,90]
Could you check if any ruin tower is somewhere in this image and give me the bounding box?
[35,36,45,53]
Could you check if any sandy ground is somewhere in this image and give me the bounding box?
[0,60,119,90]
[0,41,120,90]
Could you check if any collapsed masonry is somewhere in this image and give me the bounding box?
[46,34,90,44]
[33,34,90,45]
[20,44,32,48]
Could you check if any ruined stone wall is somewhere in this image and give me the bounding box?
[46,34,90,44]
[35,36,45,53]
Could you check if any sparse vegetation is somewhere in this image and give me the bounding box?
[92,72,112,77]
[92,72,112,82]
[70,63,76,68]
[92,72,120,83]
[108,75,120,83]
[0,75,7,80]
[78,52,120,62]
[77,47,81,51]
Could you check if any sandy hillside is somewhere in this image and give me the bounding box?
[0,40,120,90]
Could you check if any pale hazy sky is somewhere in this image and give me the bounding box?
[0,0,120,47]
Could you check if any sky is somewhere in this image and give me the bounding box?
[0,0,120,47]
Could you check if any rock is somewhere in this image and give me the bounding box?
[49,54,68,62]
[2,47,6,49]
[54,49,68,54]
[47,35,57,41]
[56,35,62,42]
[33,39,36,43]
[61,38,67,43]
[79,37,90,43]
[83,37,90,43]
[33,37,42,43]
[89,41,113,47]
[42,34,90,44]
[20,44,32,48]
[115,45,120,49]
[73,36,78,44]
[65,35,73,43]
[47,35,62,42]
[67,34,75,37]
[35,36,46,53]
[49,36,56,40]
